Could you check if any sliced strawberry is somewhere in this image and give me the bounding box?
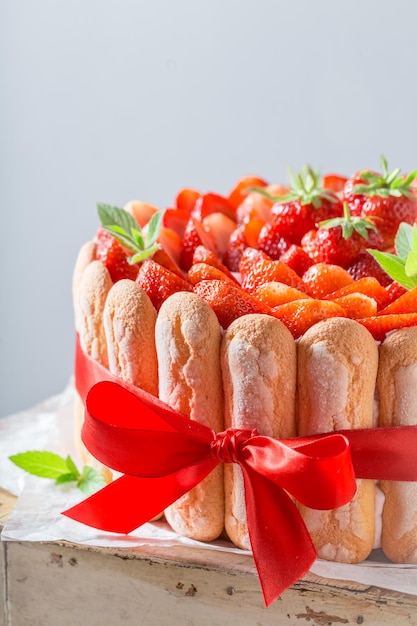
[187,262,237,286]
[223,227,249,272]
[242,217,265,248]
[193,280,272,329]
[302,263,354,298]
[227,175,268,210]
[163,208,190,239]
[202,212,237,258]
[279,244,314,277]
[235,184,287,226]
[191,192,236,222]
[322,174,348,193]
[255,282,311,307]
[95,228,138,282]
[175,188,201,214]
[332,293,378,319]
[379,286,417,315]
[152,248,185,278]
[324,277,390,310]
[239,247,270,276]
[192,245,238,282]
[124,201,158,227]
[358,313,417,342]
[180,217,217,271]
[157,226,182,266]
[136,259,192,310]
[240,256,307,294]
[272,299,346,339]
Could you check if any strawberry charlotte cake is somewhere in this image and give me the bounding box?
[72,157,417,567]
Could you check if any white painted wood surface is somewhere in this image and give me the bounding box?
[1,488,417,626]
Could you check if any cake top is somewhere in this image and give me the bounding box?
[92,156,417,341]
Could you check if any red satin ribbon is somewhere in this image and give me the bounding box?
[64,335,417,606]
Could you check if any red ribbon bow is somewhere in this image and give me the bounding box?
[64,336,417,607]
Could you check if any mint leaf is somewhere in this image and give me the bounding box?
[146,210,165,248]
[368,249,417,290]
[77,466,107,496]
[65,455,81,479]
[97,203,139,236]
[395,222,414,259]
[9,451,71,479]
[405,250,417,278]
[55,473,78,485]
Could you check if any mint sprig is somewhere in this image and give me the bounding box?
[368,222,417,290]
[352,155,417,199]
[9,451,107,496]
[97,203,165,264]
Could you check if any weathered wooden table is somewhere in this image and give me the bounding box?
[1,487,416,626]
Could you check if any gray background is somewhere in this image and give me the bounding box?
[2,0,417,417]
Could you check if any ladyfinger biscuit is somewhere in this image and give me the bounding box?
[72,241,97,332]
[75,260,113,467]
[378,326,417,563]
[155,291,224,542]
[297,317,378,563]
[103,279,158,396]
[221,314,297,550]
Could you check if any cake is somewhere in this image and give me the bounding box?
[72,158,417,568]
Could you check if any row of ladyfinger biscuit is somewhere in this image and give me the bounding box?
[72,242,417,565]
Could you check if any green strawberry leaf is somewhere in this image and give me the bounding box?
[352,156,417,198]
[9,451,71,479]
[77,466,107,496]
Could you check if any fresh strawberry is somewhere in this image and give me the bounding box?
[255,282,311,307]
[269,165,343,245]
[202,212,237,258]
[347,250,392,287]
[163,208,190,239]
[240,255,307,294]
[332,293,378,319]
[136,259,192,310]
[302,263,354,298]
[223,227,249,272]
[279,244,314,276]
[344,156,417,248]
[227,175,268,210]
[187,262,237,286]
[257,222,291,260]
[242,217,265,248]
[193,280,272,329]
[180,217,217,271]
[322,173,348,193]
[272,299,346,339]
[239,247,270,276]
[324,277,390,310]
[192,245,238,282]
[379,286,417,315]
[191,192,236,222]
[235,184,287,226]
[384,281,408,306]
[95,228,139,282]
[358,313,417,342]
[152,248,185,278]
[175,188,201,214]
[301,203,383,268]
[124,201,158,227]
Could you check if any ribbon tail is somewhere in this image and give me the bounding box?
[63,457,218,534]
[241,464,317,607]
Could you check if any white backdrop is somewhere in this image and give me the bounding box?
[2,0,417,416]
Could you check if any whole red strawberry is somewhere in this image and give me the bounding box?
[95,227,139,282]
[269,165,343,245]
[344,156,417,248]
[301,204,384,269]
[347,250,392,287]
